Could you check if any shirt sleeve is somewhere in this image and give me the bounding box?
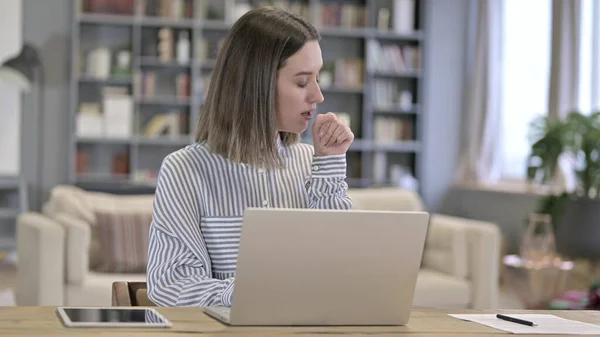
[306,154,353,209]
[147,152,235,307]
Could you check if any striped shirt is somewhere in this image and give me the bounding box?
[146,139,352,307]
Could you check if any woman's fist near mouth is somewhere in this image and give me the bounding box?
[312,112,354,156]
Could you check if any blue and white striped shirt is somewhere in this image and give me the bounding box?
[147,139,352,307]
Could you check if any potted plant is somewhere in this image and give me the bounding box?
[526,110,600,259]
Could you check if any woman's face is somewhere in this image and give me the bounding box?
[275,40,325,134]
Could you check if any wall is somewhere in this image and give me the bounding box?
[440,186,543,254]
[420,0,469,211]
[22,0,71,210]
[0,1,23,175]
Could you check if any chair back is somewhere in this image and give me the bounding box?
[111,281,155,306]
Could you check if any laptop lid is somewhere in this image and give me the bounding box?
[228,208,430,326]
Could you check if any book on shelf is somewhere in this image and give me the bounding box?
[195,39,209,62]
[75,151,88,174]
[112,152,130,176]
[317,3,367,28]
[136,71,190,99]
[139,0,194,19]
[319,58,364,89]
[197,74,212,100]
[373,79,414,109]
[374,117,413,142]
[368,40,421,73]
[80,0,135,15]
[75,151,131,177]
[176,73,191,98]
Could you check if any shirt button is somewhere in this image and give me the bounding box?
[312,165,319,171]
[258,168,265,174]
[262,200,268,206]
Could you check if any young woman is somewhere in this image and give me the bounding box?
[147,6,354,307]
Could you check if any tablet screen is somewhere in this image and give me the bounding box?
[58,307,171,327]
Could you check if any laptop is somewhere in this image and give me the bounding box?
[203,208,430,326]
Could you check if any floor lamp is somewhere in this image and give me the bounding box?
[0,43,44,211]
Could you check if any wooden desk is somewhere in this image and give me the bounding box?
[0,307,599,336]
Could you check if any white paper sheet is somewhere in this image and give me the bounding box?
[448,314,600,335]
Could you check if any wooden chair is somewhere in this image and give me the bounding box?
[111,282,156,306]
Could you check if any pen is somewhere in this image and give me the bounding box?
[496,314,537,326]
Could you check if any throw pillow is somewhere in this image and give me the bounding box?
[94,211,153,273]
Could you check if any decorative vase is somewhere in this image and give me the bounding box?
[520,213,557,264]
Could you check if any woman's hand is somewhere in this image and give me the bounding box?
[312,112,354,156]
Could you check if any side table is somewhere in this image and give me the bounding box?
[502,254,573,309]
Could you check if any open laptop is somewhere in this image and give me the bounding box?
[203,208,430,326]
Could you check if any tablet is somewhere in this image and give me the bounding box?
[56,307,172,328]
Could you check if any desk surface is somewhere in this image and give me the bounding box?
[1,307,599,336]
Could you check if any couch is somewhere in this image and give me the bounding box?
[15,185,500,309]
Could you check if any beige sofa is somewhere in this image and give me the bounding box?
[15,185,500,309]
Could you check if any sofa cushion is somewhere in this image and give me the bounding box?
[412,269,471,309]
[43,185,155,226]
[94,211,153,273]
[43,185,96,224]
[347,187,426,212]
[421,216,469,279]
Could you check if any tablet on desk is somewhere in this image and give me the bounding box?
[56,307,172,328]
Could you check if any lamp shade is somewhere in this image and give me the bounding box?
[0,44,40,91]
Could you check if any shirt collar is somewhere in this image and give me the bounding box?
[276,134,286,157]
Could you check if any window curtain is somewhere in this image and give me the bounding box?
[547,0,582,192]
[454,0,503,184]
[548,0,581,119]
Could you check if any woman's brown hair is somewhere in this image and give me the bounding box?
[194,6,320,169]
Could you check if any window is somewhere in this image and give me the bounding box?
[499,0,600,180]
[578,0,594,114]
[579,0,600,113]
[594,0,600,111]
[500,0,552,180]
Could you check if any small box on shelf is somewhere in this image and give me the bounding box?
[76,86,134,140]
[103,94,134,139]
[76,109,104,139]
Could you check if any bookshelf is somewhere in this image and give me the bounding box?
[69,0,425,191]
[0,176,28,251]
